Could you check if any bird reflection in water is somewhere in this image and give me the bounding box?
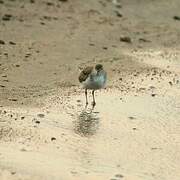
[74,106,100,137]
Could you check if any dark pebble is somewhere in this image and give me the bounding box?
[51,137,56,141]
[21,116,25,120]
[0,85,5,88]
[128,116,136,120]
[89,43,95,46]
[46,2,54,6]
[0,40,5,45]
[139,38,151,42]
[2,14,12,21]
[3,79,9,82]
[0,0,4,4]
[59,0,68,2]
[9,41,16,45]
[102,46,108,50]
[169,81,173,86]
[151,93,156,97]
[8,98,18,101]
[25,53,31,58]
[114,10,122,17]
[30,0,35,3]
[35,120,40,124]
[43,16,51,20]
[173,16,180,20]
[120,36,131,43]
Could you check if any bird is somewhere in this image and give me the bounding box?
[78,64,107,106]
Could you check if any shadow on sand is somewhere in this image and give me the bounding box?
[74,106,100,137]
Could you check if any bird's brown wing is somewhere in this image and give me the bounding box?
[78,66,93,83]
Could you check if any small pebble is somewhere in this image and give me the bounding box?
[0,40,5,45]
[128,116,136,120]
[115,174,124,178]
[102,46,108,50]
[169,81,173,86]
[8,98,18,101]
[114,10,122,17]
[89,43,95,46]
[9,41,16,45]
[35,120,40,124]
[139,38,151,42]
[120,36,131,43]
[2,14,12,21]
[173,16,180,20]
[37,113,45,118]
[51,137,56,141]
[46,2,54,6]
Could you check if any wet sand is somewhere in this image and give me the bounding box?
[0,0,180,180]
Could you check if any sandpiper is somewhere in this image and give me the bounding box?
[78,64,107,106]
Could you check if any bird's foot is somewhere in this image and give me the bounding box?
[85,102,88,108]
[92,101,96,107]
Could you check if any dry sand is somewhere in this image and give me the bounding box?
[0,0,180,179]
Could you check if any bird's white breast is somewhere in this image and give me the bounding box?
[82,71,107,90]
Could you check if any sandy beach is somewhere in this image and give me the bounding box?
[0,0,180,179]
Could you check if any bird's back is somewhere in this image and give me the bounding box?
[78,66,93,83]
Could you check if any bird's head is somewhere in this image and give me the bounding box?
[95,64,103,72]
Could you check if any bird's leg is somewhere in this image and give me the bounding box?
[85,89,88,105]
[92,90,96,107]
